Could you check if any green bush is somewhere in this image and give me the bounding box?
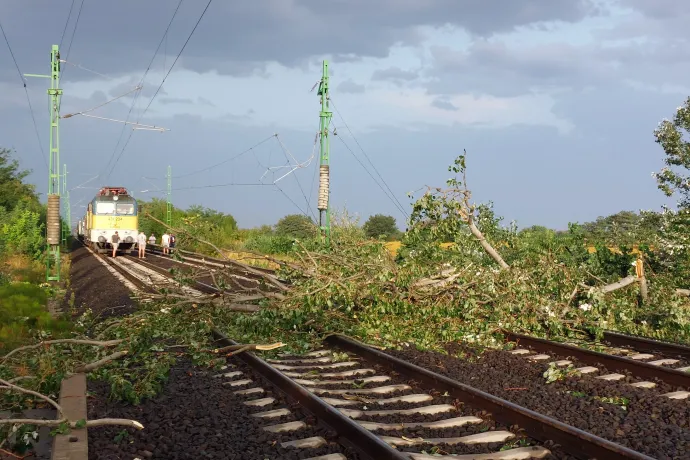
[0,203,45,260]
[0,283,71,350]
[242,234,296,255]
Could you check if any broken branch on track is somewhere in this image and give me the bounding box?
[143,213,288,291]
[0,378,143,430]
[2,339,124,363]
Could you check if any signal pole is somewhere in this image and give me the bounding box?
[316,60,332,244]
[26,45,62,281]
[166,165,172,228]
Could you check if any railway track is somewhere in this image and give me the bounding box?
[212,329,653,460]
[80,246,684,458]
[503,330,690,396]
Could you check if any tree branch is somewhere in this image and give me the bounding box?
[0,379,62,416]
[71,351,129,374]
[144,213,288,291]
[0,418,144,430]
[2,339,123,362]
[211,342,285,354]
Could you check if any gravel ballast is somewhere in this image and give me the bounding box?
[87,358,361,459]
[385,343,690,459]
[65,242,137,318]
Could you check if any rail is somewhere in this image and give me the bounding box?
[210,327,406,460]
[602,330,690,361]
[325,334,654,460]
[503,330,690,388]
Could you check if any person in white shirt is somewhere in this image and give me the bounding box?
[137,231,147,259]
[148,234,156,245]
[161,232,170,255]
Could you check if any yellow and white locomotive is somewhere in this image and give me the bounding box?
[78,186,138,253]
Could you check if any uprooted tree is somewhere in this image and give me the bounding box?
[406,150,509,270]
[653,96,690,208]
[4,149,690,455]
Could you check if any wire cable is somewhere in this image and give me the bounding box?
[60,0,86,81]
[139,0,214,118]
[275,134,317,221]
[62,85,141,118]
[59,59,114,80]
[0,19,48,170]
[330,98,408,216]
[100,0,184,179]
[174,133,277,179]
[331,120,408,217]
[107,0,214,179]
[163,182,273,191]
[59,0,76,49]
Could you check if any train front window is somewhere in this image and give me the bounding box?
[95,202,116,214]
[116,203,135,215]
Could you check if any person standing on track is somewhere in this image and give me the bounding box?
[111,231,120,258]
[137,231,147,259]
[169,234,176,254]
[161,232,170,255]
[148,233,156,246]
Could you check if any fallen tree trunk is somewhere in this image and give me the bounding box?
[144,213,288,292]
[596,275,637,294]
[468,221,509,270]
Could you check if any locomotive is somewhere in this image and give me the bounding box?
[78,186,138,254]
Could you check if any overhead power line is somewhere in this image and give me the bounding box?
[59,0,76,49]
[0,18,47,170]
[60,0,86,81]
[100,0,185,179]
[140,0,214,117]
[330,98,408,217]
[107,0,216,179]
[329,119,408,218]
[174,133,277,179]
[151,182,272,191]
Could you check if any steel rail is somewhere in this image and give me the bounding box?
[325,334,654,460]
[603,330,690,361]
[209,327,407,460]
[91,252,155,294]
[147,244,277,276]
[122,255,219,295]
[503,331,690,388]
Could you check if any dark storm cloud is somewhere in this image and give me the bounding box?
[336,80,366,94]
[0,0,599,83]
[431,98,458,111]
[107,80,168,99]
[371,67,419,84]
[619,0,690,19]
[425,31,690,98]
[159,97,194,105]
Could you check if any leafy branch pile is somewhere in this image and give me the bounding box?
[226,151,690,351]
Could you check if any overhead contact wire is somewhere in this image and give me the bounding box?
[0,19,48,170]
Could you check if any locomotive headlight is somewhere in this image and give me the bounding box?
[125,236,134,243]
[98,236,106,243]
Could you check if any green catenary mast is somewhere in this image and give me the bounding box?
[61,163,70,246]
[26,45,62,281]
[316,60,332,244]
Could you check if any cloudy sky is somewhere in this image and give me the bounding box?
[0,0,687,230]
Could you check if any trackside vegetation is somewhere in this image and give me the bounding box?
[2,98,690,454]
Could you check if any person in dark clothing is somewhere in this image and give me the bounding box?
[111,231,120,257]
[169,234,176,253]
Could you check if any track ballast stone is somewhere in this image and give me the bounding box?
[65,242,137,318]
[87,358,361,459]
[385,343,690,459]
